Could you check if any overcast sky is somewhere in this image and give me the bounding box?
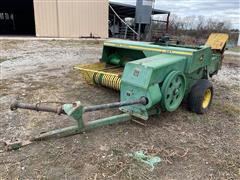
[111,0,240,29]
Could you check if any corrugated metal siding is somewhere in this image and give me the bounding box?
[34,0,108,38]
[33,0,59,37]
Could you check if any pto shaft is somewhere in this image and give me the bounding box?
[10,97,148,114]
[83,97,147,112]
[10,101,65,114]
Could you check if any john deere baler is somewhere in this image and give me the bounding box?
[75,33,228,118]
[7,33,228,150]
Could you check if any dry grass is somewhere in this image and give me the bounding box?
[229,46,240,52]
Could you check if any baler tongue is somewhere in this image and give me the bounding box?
[5,97,147,151]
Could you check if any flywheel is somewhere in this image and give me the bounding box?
[161,71,186,112]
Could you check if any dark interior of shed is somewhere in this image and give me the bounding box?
[0,0,35,35]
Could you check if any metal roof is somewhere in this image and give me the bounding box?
[109,1,170,19]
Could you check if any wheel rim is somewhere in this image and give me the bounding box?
[202,89,212,109]
[161,71,186,112]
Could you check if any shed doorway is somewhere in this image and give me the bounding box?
[0,0,35,35]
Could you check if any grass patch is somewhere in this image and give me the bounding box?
[215,100,240,117]
[0,56,23,63]
[228,46,240,52]
[1,40,25,50]
[0,57,8,63]
[46,39,104,47]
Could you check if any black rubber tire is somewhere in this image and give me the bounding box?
[188,79,213,114]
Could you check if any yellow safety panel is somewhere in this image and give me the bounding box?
[205,33,229,50]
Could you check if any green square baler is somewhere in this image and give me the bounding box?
[7,33,229,150]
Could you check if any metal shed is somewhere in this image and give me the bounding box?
[33,0,109,38]
[109,2,170,40]
[0,0,170,39]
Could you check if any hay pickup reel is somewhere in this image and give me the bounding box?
[6,33,228,150]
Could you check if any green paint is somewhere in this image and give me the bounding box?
[129,150,161,171]
[63,101,84,128]
[161,71,186,112]
[86,113,131,129]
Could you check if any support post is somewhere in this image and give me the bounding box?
[166,13,170,33]
[138,23,141,40]
[113,14,116,37]
[124,25,128,39]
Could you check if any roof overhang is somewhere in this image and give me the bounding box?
[109,1,170,19]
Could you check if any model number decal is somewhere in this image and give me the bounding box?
[163,50,173,54]
[133,69,140,77]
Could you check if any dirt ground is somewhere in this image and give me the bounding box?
[0,40,239,179]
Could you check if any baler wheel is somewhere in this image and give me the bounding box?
[188,79,213,114]
[161,71,186,112]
